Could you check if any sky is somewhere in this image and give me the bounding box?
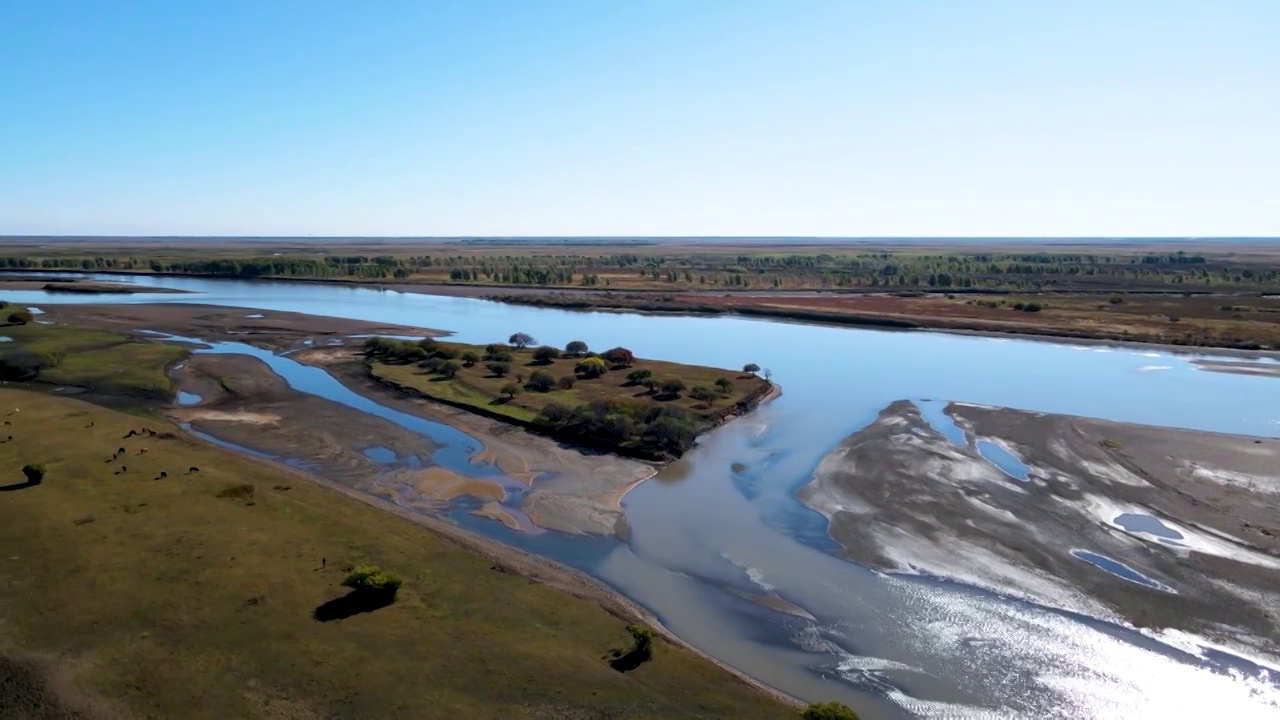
[1,0,1278,237]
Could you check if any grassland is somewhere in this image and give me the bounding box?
[0,314,186,398]
[364,337,771,459]
[0,389,797,718]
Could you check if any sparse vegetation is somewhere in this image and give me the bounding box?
[215,483,255,499]
[802,702,859,720]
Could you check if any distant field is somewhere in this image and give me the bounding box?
[0,392,795,718]
[2,238,1279,295]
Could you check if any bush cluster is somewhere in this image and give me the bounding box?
[535,398,700,456]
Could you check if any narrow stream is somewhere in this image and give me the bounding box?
[6,273,1280,718]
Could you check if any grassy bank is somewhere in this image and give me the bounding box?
[0,313,185,398]
[363,336,770,459]
[0,389,796,718]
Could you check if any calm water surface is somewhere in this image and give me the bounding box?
[8,273,1280,718]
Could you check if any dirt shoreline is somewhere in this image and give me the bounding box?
[800,400,1280,664]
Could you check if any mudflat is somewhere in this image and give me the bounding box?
[800,400,1280,663]
[41,303,446,350]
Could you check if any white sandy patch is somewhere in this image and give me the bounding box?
[1079,494,1280,569]
[1138,365,1174,372]
[1183,461,1280,495]
[184,410,280,425]
[1078,458,1150,487]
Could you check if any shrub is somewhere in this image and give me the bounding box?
[576,357,608,378]
[420,357,444,373]
[640,377,660,394]
[487,350,513,362]
[460,350,480,367]
[743,363,760,374]
[532,345,560,364]
[21,463,45,485]
[216,483,255,499]
[714,377,734,395]
[508,332,536,348]
[484,343,507,359]
[564,340,589,357]
[500,383,521,399]
[601,347,635,367]
[7,310,33,325]
[486,362,511,377]
[690,386,716,403]
[626,368,653,385]
[342,565,403,599]
[437,360,462,378]
[526,370,555,392]
[660,378,686,398]
[431,346,458,360]
[417,338,439,353]
[557,375,576,390]
[1022,302,1042,312]
[1110,295,1125,304]
[802,701,859,720]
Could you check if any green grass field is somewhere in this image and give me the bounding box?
[0,316,185,398]
[0,389,796,718]
[369,339,768,427]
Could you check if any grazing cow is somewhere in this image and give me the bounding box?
[85,421,94,428]
[3,421,10,426]
[189,466,200,473]
[118,447,125,454]
[138,448,148,455]
[159,471,167,478]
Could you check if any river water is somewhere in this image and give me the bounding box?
[7,273,1280,718]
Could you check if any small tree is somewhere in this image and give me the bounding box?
[801,702,859,720]
[21,463,45,485]
[601,347,635,368]
[342,565,403,600]
[7,310,33,325]
[500,383,521,399]
[640,377,660,394]
[509,332,536,348]
[484,343,507,359]
[743,363,760,375]
[565,340,589,357]
[417,338,439,353]
[532,345,560,364]
[626,368,653,385]
[628,624,655,658]
[763,368,773,382]
[460,350,480,367]
[486,362,511,377]
[576,357,608,378]
[438,360,462,378]
[714,377,734,395]
[557,375,576,390]
[660,378,686,398]
[526,370,555,392]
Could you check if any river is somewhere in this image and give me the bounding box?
[6,273,1280,718]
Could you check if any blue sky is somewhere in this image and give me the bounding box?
[2,0,1277,236]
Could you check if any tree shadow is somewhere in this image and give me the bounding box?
[312,590,395,622]
[608,648,651,673]
[0,481,37,492]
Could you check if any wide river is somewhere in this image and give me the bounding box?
[9,273,1280,718]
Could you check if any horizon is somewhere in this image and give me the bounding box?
[3,1,1278,236]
